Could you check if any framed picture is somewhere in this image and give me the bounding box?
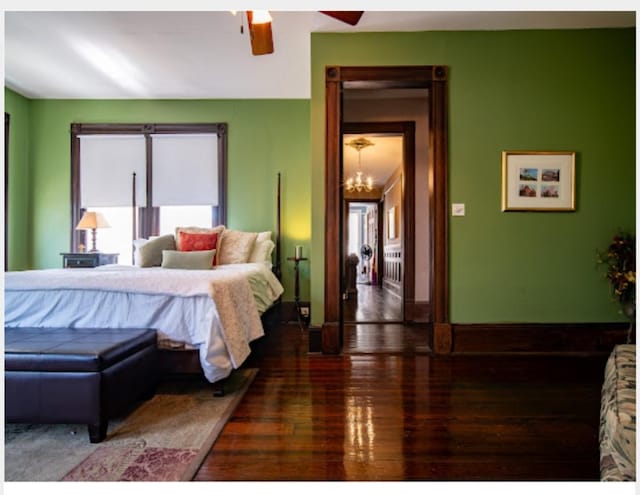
[387,206,397,239]
[501,151,576,211]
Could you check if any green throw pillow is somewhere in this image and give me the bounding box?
[138,234,177,267]
[161,249,216,269]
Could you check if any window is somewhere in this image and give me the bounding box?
[70,123,227,261]
[158,205,213,237]
[89,206,137,264]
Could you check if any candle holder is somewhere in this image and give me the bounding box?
[287,255,309,325]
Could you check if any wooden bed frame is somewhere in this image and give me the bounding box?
[158,173,283,393]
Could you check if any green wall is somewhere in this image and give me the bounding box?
[14,98,311,302]
[310,28,635,324]
[4,88,31,270]
[6,27,636,324]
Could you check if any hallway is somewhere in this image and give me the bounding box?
[343,283,402,322]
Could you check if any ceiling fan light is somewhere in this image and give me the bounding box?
[246,11,274,55]
[250,10,272,24]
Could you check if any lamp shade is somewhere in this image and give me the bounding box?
[75,211,111,230]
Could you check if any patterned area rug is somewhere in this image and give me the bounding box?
[4,368,257,481]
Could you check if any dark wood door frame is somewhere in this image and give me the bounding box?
[324,65,449,354]
[342,121,416,323]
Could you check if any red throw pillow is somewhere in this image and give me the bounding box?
[178,231,219,265]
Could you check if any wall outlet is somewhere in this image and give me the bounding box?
[299,306,310,317]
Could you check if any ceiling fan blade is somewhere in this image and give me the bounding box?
[320,11,364,26]
[246,11,274,55]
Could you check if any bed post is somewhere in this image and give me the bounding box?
[274,172,282,280]
[132,172,137,265]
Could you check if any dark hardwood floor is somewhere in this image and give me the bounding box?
[343,283,403,322]
[194,322,609,482]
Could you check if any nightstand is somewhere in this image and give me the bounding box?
[61,252,119,268]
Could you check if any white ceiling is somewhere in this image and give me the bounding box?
[4,10,636,99]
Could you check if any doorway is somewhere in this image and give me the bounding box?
[341,122,415,325]
[343,200,404,322]
[322,65,449,355]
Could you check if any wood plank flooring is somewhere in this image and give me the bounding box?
[342,283,403,322]
[194,322,609,481]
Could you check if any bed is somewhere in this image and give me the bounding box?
[4,260,283,384]
[5,167,285,386]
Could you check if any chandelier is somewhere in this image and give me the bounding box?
[345,137,375,192]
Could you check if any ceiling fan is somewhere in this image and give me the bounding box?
[243,11,365,56]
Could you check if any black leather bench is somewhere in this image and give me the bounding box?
[5,327,158,443]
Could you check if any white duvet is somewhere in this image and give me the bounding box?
[4,262,284,383]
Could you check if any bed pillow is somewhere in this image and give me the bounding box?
[249,239,276,264]
[178,231,218,251]
[248,231,271,262]
[175,225,225,265]
[175,225,225,250]
[133,238,148,266]
[136,234,177,267]
[161,249,216,270]
[255,231,272,243]
[218,229,259,265]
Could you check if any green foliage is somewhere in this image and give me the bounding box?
[597,231,636,307]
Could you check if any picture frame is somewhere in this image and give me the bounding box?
[387,206,397,239]
[501,151,576,211]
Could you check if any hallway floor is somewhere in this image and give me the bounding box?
[343,283,402,322]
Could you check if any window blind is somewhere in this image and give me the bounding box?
[151,134,219,206]
[79,135,146,208]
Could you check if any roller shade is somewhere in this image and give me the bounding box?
[79,135,146,208]
[151,134,219,206]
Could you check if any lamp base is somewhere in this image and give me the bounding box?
[90,228,98,252]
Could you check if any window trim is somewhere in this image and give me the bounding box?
[70,123,227,251]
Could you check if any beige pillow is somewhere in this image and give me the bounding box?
[249,239,276,264]
[161,249,215,269]
[249,231,273,263]
[137,234,176,267]
[255,231,272,243]
[218,229,259,264]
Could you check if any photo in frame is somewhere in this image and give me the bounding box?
[501,151,576,211]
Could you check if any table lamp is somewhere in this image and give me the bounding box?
[75,211,110,252]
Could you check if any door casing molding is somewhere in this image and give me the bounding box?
[323,65,449,354]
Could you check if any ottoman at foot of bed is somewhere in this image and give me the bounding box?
[5,327,158,443]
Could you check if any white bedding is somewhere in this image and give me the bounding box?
[4,262,284,383]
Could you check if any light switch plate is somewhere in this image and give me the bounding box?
[452,203,465,216]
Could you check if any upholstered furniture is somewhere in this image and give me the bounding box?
[5,327,158,443]
[599,344,636,481]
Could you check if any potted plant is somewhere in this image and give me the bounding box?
[597,231,636,343]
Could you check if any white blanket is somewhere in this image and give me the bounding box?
[4,263,283,383]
